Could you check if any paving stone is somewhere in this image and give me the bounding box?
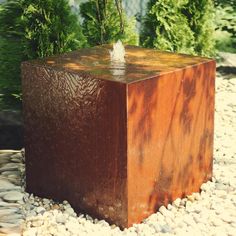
[2,191,24,202]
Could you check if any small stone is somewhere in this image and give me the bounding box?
[185,201,193,209]
[3,191,24,202]
[212,217,223,226]
[183,215,195,226]
[6,176,21,186]
[0,153,11,159]
[221,214,234,223]
[33,201,39,207]
[36,206,46,214]
[158,205,174,218]
[158,206,167,215]
[193,205,202,214]
[187,195,195,202]
[42,198,51,205]
[0,150,19,154]
[0,208,20,216]
[110,224,117,229]
[0,163,22,172]
[0,226,21,236]
[193,214,204,223]
[0,214,23,223]
[22,227,38,236]
[56,214,66,224]
[216,183,228,190]
[52,204,60,210]
[0,201,20,208]
[64,207,74,216]
[161,224,172,233]
[31,219,44,227]
[180,198,187,206]
[85,214,93,221]
[200,183,209,192]
[52,209,59,215]
[26,211,37,217]
[10,158,22,163]
[153,224,161,233]
[215,190,227,199]
[97,220,109,227]
[156,212,165,222]
[0,222,20,228]
[167,204,173,210]
[10,153,22,159]
[0,179,15,190]
[0,157,10,165]
[173,198,181,207]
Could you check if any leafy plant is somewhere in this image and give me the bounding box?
[0,0,86,109]
[141,0,216,57]
[214,0,236,52]
[80,0,138,46]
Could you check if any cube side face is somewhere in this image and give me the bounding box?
[127,61,215,226]
[22,63,128,227]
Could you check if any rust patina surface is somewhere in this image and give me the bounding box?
[22,45,215,228]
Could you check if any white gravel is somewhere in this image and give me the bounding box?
[0,72,235,235]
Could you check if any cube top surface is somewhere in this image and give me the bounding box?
[23,45,213,84]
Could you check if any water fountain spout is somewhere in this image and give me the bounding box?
[109,40,126,63]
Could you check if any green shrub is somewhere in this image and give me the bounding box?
[215,0,236,53]
[0,0,86,109]
[184,0,215,56]
[141,0,215,57]
[21,0,87,59]
[80,0,138,46]
[0,37,24,109]
[140,0,195,54]
[0,1,26,109]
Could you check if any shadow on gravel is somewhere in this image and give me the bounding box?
[217,66,236,78]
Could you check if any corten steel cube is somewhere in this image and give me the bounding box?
[22,45,215,228]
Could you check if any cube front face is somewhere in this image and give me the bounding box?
[22,64,128,227]
[22,46,215,229]
[127,61,215,226]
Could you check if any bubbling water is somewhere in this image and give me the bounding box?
[109,40,125,63]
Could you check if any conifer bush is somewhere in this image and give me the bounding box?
[184,0,215,56]
[141,0,215,57]
[0,0,86,109]
[80,0,138,46]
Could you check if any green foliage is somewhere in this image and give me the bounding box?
[215,0,236,52]
[140,0,194,54]
[0,0,86,109]
[0,0,25,109]
[184,0,216,56]
[21,0,87,58]
[80,0,138,46]
[141,0,216,57]
[0,37,24,109]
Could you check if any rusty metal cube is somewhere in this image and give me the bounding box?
[22,45,215,228]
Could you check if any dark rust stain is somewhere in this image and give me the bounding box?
[22,45,215,229]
